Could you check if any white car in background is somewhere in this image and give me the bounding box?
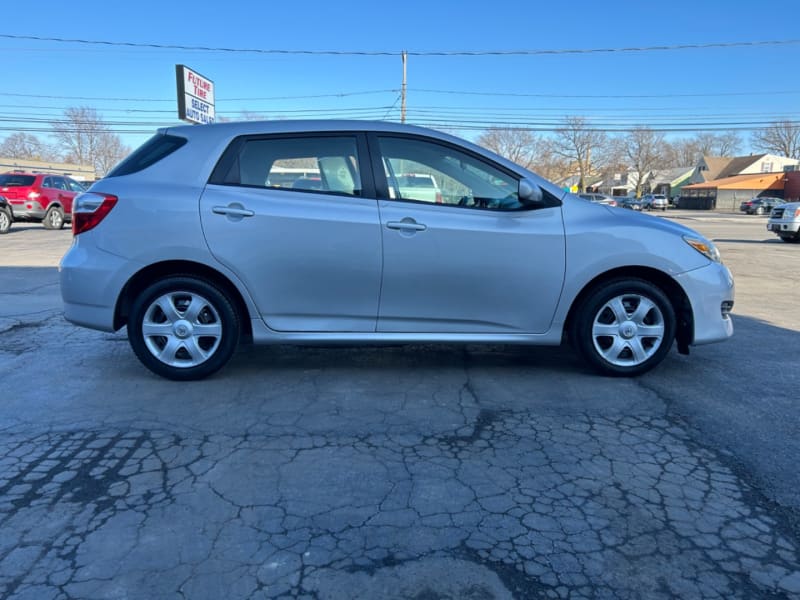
[767,202,800,243]
[642,194,669,211]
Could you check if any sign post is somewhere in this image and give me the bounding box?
[176,65,215,125]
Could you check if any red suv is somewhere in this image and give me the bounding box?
[0,172,87,229]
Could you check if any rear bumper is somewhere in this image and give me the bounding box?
[8,200,45,220]
[675,262,735,345]
[60,241,140,332]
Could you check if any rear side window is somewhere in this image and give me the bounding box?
[106,133,187,178]
[0,175,35,186]
[211,136,362,197]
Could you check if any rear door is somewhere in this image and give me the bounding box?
[52,176,77,213]
[200,133,383,332]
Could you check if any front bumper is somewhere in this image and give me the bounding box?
[675,262,735,345]
[767,221,800,234]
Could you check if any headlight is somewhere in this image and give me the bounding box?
[683,235,721,263]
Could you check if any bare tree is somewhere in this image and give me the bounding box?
[0,132,60,161]
[662,138,701,168]
[477,128,541,170]
[713,131,742,156]
[94,133,130,176]
[751,120,800,159]
[623,127,665,197]
[51,107,130,176]
[693,131,741,157]
[551,117,607,192]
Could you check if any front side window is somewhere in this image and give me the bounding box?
[377,136,521,210]
[224,136,362,197]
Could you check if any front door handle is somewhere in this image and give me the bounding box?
[386,219,427,232]
[212,204,255,218]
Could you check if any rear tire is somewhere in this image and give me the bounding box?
[128,276,240,380]
[570,278,676,376]
[43,206,65,230]
[756,207,764,215]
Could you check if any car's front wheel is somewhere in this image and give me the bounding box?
[570,279,676,376]
[43,206,65,230]
[128,276,240,380]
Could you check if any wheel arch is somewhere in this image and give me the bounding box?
[114,260,253,341]
[564,266,694,353]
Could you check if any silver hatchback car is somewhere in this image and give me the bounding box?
[60,120,734,380]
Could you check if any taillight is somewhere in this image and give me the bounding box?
[435,192,443,203]
[27,191,40,200]
[72,192,118,235]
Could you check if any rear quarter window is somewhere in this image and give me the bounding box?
[106,133,187,178]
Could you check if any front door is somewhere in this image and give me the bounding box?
[371,135,566,334]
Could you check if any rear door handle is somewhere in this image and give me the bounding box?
[212,205,255,218]
[386,219,427,232]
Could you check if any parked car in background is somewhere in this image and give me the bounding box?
[0,172,86,229]
[767,202,800,243]
[0,195,13,234]
[392,173,442,203]
[618,197,643,211]
[642,194,668,211]
[578,193,618,207]
[60,120,734,381]
[739,197,785,215]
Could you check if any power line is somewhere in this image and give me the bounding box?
[1,33,799,56]
[0,89,399,103]
[411,88,800,99]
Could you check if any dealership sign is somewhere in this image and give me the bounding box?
[176,65,215,125]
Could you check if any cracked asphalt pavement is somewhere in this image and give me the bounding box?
[1,215,799,599]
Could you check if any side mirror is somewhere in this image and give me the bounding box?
[519,178,543,206]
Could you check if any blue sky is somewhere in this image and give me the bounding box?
[1,0,799,151]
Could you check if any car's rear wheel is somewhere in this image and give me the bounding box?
[128,276,240,380]
[0,209,11,234]
[570,279,676,376]
[43,206,65,230]
[756,206,765,215]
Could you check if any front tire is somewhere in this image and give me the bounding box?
[43,206,65,230]
[0,209,11,234]
[570,279,676,376]
[128,276,240,380]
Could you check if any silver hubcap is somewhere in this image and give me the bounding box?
[591,294,665,367]
[0,212,9,230]
[142,291,223,368]
[49,210,62,227]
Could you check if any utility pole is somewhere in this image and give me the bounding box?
[400,51,407,123]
